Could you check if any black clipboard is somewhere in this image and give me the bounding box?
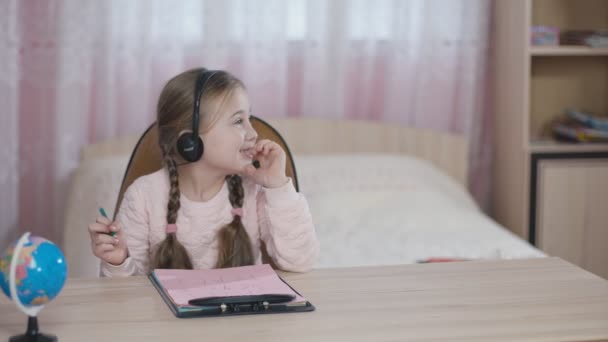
[148,272,315,318]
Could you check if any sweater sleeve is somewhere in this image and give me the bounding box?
[100,179,151,277]
[256,178,319,272]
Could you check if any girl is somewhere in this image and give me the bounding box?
[88,68,319,276]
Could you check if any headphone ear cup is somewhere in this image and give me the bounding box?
[176,134,204,162]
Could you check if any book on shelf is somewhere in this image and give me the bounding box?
[552,121,608,143]
[565,109,608,131]
[560,30,608,48]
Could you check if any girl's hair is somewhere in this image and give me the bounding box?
[152,68,254,270]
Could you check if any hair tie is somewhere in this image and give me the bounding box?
[166,224,177,234]
[231,207,244,218]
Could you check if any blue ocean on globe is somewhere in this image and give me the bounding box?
[0,235,67,307]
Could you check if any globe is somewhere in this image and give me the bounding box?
[0,233,67,309]
[0,232,67,342]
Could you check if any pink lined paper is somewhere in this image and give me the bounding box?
[154,264,305,306]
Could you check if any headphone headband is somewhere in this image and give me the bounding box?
[192,70,218,140]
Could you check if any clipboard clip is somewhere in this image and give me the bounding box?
[188,294,295,313]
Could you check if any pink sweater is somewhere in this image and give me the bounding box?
[100,168,319,276]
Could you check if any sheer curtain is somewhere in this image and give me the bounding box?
[0,0,493,247]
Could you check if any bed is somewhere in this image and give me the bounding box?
[63,118,544,277]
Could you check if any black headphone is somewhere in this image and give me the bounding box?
[176,70,218,162]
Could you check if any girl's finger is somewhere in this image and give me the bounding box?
[255,140,263,151]
[96,216,112,226]
[97,244,115,253]
[95,234,117,246]
[259,140,274,155]
[109,221,121,234]
[256,139,271,150]
[89,222,111,234]
[266,142,279,154]
[251,148,263,160]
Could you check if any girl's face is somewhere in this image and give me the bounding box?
[198,86,258,174]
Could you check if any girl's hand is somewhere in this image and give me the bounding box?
[243,139,289,188]
[88,216,128,266]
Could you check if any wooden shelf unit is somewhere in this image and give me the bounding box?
[493,0,608,279]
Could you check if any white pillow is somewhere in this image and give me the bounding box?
[295,154,478,210]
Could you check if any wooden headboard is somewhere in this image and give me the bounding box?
[265,118,469,187]
[81,117,469,187]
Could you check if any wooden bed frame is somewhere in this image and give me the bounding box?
[81,117,469,187]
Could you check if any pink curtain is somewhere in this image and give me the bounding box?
[0,0,493,248]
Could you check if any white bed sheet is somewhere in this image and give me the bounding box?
[294,154,545,268]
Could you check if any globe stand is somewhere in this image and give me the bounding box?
[9,316,57,342]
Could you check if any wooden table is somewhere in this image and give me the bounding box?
[1,257,607,341]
